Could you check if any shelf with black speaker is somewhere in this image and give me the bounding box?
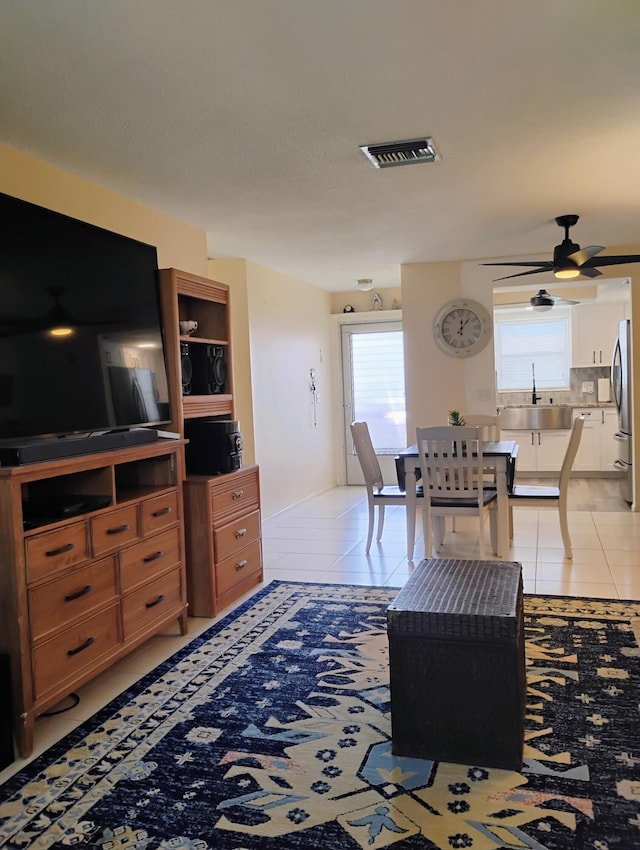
[158,269,235,430]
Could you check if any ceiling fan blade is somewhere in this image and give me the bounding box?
[489,267,554,281]
[588,254,640,269]
[577,266,601,278]
[567,245,604,266]
[482,261,554,269]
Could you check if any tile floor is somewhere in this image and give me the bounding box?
[2,484,639,784]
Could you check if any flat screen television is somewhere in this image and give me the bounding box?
[0,192,171,446]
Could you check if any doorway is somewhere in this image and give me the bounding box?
[341,321,407,484]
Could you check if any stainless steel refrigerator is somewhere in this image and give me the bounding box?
[612,319,633,504]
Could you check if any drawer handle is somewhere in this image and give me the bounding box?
[232,490,244,500]
[235,528,247,539]
[106,523,131,536]
[45,542,74,558]
[64,584,92,602]
[67,636,95,657]
[152,506,172,517]
[143,550,164,563]
[235,559,248,571]
[145,594,165,609]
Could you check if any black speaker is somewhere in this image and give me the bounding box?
[190,345,227,395]
[184,419,242,475]
[181,343,192,395]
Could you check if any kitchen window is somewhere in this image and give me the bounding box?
[494,307,571,391]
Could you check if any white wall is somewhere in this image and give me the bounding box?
[401,261,466,439]
[240,262,335,518]
[207,258,255,467]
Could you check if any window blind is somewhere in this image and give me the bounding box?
[349,329,406,453]
[494,308,571,391]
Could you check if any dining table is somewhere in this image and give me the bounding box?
[397,439,518,561]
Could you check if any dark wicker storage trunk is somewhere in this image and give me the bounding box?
[387,558,525,770]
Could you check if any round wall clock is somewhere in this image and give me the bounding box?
[433,298,492,358]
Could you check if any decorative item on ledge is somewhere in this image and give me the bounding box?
[371,292,383,311]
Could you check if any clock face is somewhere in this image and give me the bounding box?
[433,299,492,358]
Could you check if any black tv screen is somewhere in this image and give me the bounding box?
[0,192,170,442]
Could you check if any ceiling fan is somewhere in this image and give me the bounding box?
[497,288,579,311]
[0,286,122,337]
[483,214,640,281]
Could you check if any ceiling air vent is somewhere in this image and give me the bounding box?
[360,137,441,169]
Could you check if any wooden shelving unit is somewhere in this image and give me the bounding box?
[158,268,235,435]
[158,269,263,617]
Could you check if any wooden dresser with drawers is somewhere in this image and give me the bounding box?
[0,439,188,758]
[183,464,263,617]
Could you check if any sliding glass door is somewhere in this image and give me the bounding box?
[341,321,407,484]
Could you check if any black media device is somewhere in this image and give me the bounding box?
[190,344,227,394]
[0,428,158,466]
[0,192,171,464]
[184,419,243,475]
[181,343,192,395]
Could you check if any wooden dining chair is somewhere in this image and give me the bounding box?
[350,421,423,554]
[508,415,585,558]
[416,425,498,559]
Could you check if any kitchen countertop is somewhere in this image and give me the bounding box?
[499,402,615,409]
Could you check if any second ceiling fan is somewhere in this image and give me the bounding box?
[498,288,579,310]
[483,214,640,281]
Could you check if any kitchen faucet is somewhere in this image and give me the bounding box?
[531,363,541,405]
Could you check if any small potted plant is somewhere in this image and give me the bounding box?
[448,410,467,454]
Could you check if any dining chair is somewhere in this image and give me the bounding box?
[450,413,501,532]
[463,412,501,441]
[416,425,498,559]
[350,421,423,554]
[508,415,585,559]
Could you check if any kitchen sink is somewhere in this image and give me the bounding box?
[499,405,573,430]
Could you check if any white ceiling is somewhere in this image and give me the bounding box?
[2,1,640,292]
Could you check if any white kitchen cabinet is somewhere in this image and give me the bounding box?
[601,409,620,472]
[571,302,625,367]
[573,407,620,471]
[502,429,536,471]
[572,409,601,472]
[502,428,570,473]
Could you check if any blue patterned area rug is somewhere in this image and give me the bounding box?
[1,580,640,849]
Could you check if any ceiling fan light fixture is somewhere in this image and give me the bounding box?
[357,278,374,291]
[554,267,580,280]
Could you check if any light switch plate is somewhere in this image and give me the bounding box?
[581,381,594,394]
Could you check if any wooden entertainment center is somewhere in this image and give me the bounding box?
[0,439,188,758]
[0,268,262,758]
